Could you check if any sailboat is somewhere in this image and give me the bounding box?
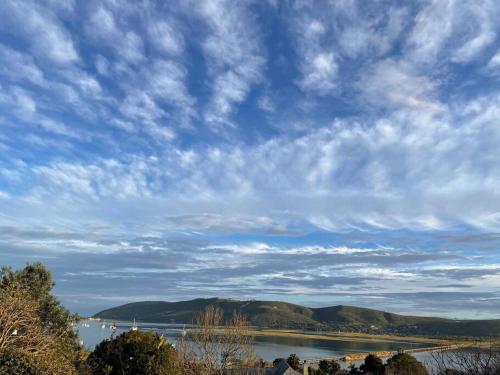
[131,318,138,331]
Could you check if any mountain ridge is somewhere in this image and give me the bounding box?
[94,298,500,338]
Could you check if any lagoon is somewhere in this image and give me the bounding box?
[77,320,432,362]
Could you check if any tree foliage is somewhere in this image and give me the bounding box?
[360,354,384,375]
[0,349,47,375]
[287,353,301,371]
[385,352,427,375]
[1,263,80,356]
[87,330,179,375]
[309,359,341,374]
[0,263,82,374]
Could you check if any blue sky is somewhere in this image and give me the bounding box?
[1,0,500,318]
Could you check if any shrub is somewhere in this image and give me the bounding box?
[385,352,427,375]
[0,349,45,375]
[360,354,384,375]
[87,330,179,375]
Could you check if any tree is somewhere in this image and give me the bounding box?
[360,354,384,375]
[0,263,81,374]
[287,353,301,371]
[349,364,362,375]
[430,340,500,375]
[87,330,179,375]
[316,359,341,374]
[385,352,427,375]
[176,305,258,375]
[0,349,46,375]
[0,263,81,361]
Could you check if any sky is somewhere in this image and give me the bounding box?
[0,0,500,319]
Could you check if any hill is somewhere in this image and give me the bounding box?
[94,298,500,338]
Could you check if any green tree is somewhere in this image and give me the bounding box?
[317,359,341,374]
[360,354,384,375]
[87,330,180,375]
[0,263,82,374]
[287,353,301,371]
[0,263,81,360]
[0,349,46,375]
[385,352,427,375]
[348,364,362,374]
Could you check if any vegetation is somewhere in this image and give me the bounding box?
[4,263,500,375]
[309,359,341,374]
[360,354,384,375]
[286,353,301,370]
[385,352,428,375]
[0,349,47,375]
[95,298,500,337]
[430,340,500,374]
[175,305,260,375]
[87,330,179,375]
[0,263,82,374]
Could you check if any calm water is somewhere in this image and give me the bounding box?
[76,320,431,362]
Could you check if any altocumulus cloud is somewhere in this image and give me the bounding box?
[0,0,499,317]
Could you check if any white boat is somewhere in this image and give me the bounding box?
[101,324,106,329]
[131,318,138,331]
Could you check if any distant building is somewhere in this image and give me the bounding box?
[265,360,301,375]
[223,359,301,375]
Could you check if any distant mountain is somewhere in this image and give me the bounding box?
[94,298,500,338]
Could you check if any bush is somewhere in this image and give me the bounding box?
[0,349,46,375]
[0,263,81,374]
[385,352,427,375]
[308,359,341,375]
[360,354,384,375]
[87,330,179,375]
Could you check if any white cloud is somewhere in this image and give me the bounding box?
[87,5,144,64]
[299,52,338,93]
[487,50,500,72]
[3,85,498,231]
[11,87,37,114]
[256,95,275,113]
[292,13,338,94]
[405,0,454,64]
[0,1,79,65]
[359,59,445,113]
[0,44,46,86]
[406,0,498,65]
[148,20,185,56]
[450,1,497,63]
[196,0,265,126]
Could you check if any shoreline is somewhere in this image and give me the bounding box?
[248,328,450,345]
[86,319,473,362]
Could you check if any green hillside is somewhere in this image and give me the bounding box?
[94,298,500,338]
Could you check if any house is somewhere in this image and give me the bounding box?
[222,359,302,375]
[265,359,302,375]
